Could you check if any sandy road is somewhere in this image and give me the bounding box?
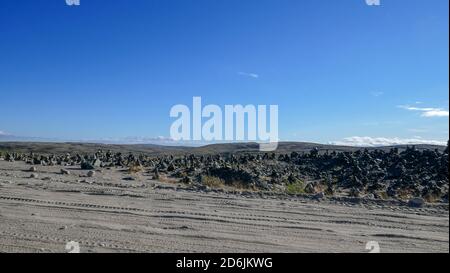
[0,161,448,253]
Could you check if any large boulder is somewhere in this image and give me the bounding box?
[304,183,316,194]
[208,167,255,187]
[81,161,95,170]
[408,197,425,208]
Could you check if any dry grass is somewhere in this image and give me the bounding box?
[397,189,415,200]
[201,175,225,188]
[423,193,441,203]
[229,181,255,190]
[378,191,389,200]
[128,165,143,173]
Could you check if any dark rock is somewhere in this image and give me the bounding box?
[408,197,425,208]
[81,161,95,170]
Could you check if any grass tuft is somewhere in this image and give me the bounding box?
[285,180,305,194]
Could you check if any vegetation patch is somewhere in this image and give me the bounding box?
[200,175,225,188]
[285,180,305,194]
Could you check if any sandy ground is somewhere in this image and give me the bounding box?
[0,160,448,253]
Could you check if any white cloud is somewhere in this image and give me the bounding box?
[0,131,10,136]
[330,136,447,147]
[398,105,449,117]
[238,72,259,78]
[421,109,449,117]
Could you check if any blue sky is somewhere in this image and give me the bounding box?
[0,0,448,146]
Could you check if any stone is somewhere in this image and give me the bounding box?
[366,193,375,199]
[93,159,102,167]
[154,169,160,180]
[61,169,70,175]
[442,194,449,203]
[81,161,95,170]
[349,187,361,198]
[313,192,325,200]
[87,170,95,177]
[1,142,448,203]
[198,185,210,191]
[304,183,315,194]
[408,197,425,208]
[30,173,38,179]
[180,176,192,184]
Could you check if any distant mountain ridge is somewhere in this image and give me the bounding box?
[0,141,446,156]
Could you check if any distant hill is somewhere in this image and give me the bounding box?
[0,141,446,156]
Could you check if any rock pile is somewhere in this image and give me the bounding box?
[4,142,449,202]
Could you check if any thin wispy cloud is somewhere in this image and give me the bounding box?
[0,130,10,136]
[330,136,447,147]
[407,128,429,133]
[83,136,205,146]
[238,72,259,79]
[88,136,176,145]
[398,105,449,117]
[371,91,384,97]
